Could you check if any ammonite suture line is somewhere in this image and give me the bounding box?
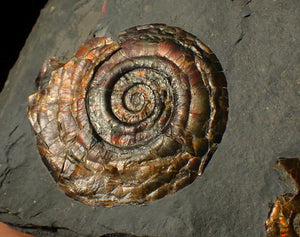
[27,24,228,207]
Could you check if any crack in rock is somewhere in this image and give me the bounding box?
[4,221,83,237]
[234,0,252,45]
[0,207,82,236]
[100,233,148,237]
[8,125,19,137]
[0,133,25,189]
[0,167,10,188]
[5,134,25,159]
[0,206,118,236]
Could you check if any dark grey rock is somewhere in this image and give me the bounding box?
[0,0,299,236]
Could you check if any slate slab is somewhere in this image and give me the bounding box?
[0,0,299,236]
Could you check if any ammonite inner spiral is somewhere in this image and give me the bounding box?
[27,24,228,207]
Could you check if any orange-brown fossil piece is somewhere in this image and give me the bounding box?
[265,158,300,237]
[27,24,228,207]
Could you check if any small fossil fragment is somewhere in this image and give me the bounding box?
[265,158,300,237]
[27,24,228,207]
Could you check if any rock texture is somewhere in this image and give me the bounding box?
[0,0,299,236]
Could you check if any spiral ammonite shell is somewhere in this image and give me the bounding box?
[27,24,228,207]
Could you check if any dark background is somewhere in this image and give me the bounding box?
[0,0,47,92]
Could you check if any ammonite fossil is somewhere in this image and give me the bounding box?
[265,158,300,237]
[27,24,228,207]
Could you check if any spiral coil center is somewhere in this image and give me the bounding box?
[126,91,145,111]
[87,63,174,147]
[111,69,158,124]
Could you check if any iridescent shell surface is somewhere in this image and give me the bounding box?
[265,158,300,237]
[27,24,228,207]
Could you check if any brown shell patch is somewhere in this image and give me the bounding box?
[265,158,300,237]
[27,24,228,207]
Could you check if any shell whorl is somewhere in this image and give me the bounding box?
[27,24,228,207]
